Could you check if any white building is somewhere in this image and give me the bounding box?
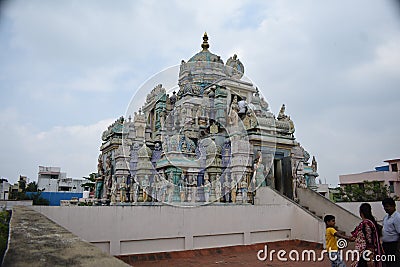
[0,179,10,200]
[37,166,85,193]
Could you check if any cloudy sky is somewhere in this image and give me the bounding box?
[0,0,399,186]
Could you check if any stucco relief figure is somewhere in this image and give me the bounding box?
[167,182,174,203]
[228,107,239,127]
[210,121,218,134]
[95,155,104,199]
[142,175,150,202]
[260,97,269,111]
[203,176,211,202]
[243,109,258,130]
[238,96,247,116]
[110,178,117,204]
[104,156,113,198]
[159,110,166,128]
[230,95,239,112]
[130,181,139,202]
[230,176,238,203]
[240,178,248,203]
[277,104,288,121]
[252,151,266,187]
[223,176,231,202]
[214,176,222,202]
[119,176,127,203]
[178,175,185,202]
[188,175,197,202]
[311,156,318,172]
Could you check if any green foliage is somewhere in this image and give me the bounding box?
[0,210,10,261]
[335,180,396,202]
[81,173,96,191]
[26,192,50,206]
[25,181,38,192]
[8,191,26,201]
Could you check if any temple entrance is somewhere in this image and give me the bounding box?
[273,157,293,199]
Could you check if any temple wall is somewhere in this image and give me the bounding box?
[32,187,324,256]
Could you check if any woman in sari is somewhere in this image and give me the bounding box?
[350,203,384,267]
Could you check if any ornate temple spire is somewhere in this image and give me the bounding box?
[201,32,209,51]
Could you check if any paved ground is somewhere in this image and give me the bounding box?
[117,240,354,266]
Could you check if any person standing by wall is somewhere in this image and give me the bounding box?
[381,197,400,267]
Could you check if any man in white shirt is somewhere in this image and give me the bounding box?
[382,197,400,267]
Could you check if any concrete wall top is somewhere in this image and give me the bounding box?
[4,206,129,267]
[337,201,400,223]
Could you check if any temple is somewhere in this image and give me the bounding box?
[96,33,318,205]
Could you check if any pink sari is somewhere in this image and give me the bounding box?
[351,219,383,267]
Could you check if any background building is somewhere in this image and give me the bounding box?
[37,166,85,193]
[0,178,10,200]
[339,158,400,197]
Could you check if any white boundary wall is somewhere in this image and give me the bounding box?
[33,187,325,255]
[337,201,400,223]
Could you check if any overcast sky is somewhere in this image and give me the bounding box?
[1,0,399,187]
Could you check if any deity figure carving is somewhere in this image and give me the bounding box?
[104,156,113,198]
[214,176,222,202]
[166,173,174,202]
[95,155,104,199]
[178,174,185,202]
[130,180,139,202]
[311,156,318,172]
[170,91,177,106]
[252,151,266,187]
[159,110,166,128]
[210,121,218,134]
[240,178,248,203]
[228,107,239,127]
[110,178,117,204]
[260,97,269,111]
[277,104,289,121]
[142,175,150,202]
[187,175,197,202]
[230,95,239,112]
[120,176,127,203]
[203,175,211,202]
[230,176,237,203]
[242,110,257,130]
[238,96,247,116]
[222,176,231,202]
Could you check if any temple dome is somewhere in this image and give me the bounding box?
[188,33,224,64]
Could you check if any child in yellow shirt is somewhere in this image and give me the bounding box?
[324,215,351,267]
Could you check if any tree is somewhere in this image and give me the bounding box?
[336,180,396,202]
[81,173,96,192]
[25,181,38,192]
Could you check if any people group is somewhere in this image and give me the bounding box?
[324,197,400,267]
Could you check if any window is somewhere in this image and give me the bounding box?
[389,181,395,193]
[391,163,398,172]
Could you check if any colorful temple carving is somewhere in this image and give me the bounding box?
[96,33,317,205]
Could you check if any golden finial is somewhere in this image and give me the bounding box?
[201,32,209,51]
